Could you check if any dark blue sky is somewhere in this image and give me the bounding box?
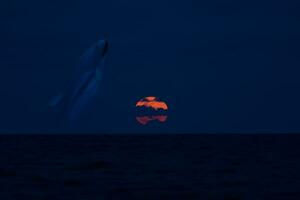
[0,0,299,133]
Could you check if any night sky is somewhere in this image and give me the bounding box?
[0,0,299,133]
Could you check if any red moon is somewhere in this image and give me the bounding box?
[135,96,168,111]
[136,115,167,125]
[135,96,168,125]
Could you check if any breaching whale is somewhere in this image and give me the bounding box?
[49,38,109,127]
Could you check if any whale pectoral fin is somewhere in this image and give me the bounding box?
[95,68,102,82]
[48,93,65,108]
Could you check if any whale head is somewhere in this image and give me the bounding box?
[79,38,109,71]
[95,38,109,58]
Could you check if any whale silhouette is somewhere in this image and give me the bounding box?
[49,38,109,127]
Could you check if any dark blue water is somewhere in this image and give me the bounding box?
[0,135,299,199]
[0,0,300,133]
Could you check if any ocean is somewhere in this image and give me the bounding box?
[0,134,299,199]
